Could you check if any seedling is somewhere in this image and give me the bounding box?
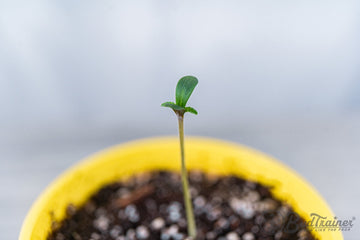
[161,76,198,238]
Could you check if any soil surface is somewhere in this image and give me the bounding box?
[48,171,316,240]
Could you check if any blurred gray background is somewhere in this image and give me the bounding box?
[1,0,359,239]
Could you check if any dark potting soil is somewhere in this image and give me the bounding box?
[48,171,316,240]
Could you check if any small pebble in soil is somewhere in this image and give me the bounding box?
[194,196,206,208]
[226,232,240,240]
[90,232,101,240]
[93,215,110,231]
[126,228,136,239]
[125,204,140,223]
[109,225,122,238]
[136,225,150,239]
[215,217,230,230]
[229,197,255,219]
[151,217,165,230]
[242,232,255,240]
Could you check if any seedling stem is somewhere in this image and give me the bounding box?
[161,76,198,238]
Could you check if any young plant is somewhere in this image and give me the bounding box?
[161,76,198,238]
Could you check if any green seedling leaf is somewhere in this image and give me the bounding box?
[175,76,198,107]
[161,101,185,111]
[161,76,198,115]
[185,106,198,115]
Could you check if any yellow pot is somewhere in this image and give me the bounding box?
[19,137,343,240]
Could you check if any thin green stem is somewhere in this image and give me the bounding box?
[177,113,197,239]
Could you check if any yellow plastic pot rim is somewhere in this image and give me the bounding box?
[19,136,343,240]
